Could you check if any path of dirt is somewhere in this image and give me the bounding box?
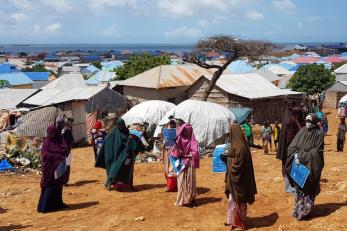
[1,109,346,231]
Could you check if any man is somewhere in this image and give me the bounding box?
[241,119,253,147]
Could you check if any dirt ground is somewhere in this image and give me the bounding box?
[1,109,346,231]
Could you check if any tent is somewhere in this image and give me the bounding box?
[340,94,347,104]
[227,60,254,74]
[122,100,175,128]
[155,100,236,147]
[230,108,252,124]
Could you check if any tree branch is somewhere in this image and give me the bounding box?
[183,57,222,69]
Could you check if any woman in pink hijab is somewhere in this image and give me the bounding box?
[171,122,199,207]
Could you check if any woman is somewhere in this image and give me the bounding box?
[95,118,143,191]
[321,115,328,136]
[277,106,305,194]
[171,122,199,207]
[162,119,177,192]
[225,124,257,230]
[285,113,324,221]
[337,117,346,152]
[91,120,107,160]
[37,125,69,213]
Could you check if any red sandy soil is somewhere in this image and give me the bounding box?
[0,109,346,231]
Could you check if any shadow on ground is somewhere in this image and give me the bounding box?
[307,202,347,220]
[0,224,32,231]
[68,180,98,187]
[247,212,279,229]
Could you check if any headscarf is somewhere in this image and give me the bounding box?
[116,118,129,135]
[171,123,199,168]
[277,106,305,170]
[94,120,102,130]
[40,125,68,188]
[285,113,324,196]
[225,123,257,203]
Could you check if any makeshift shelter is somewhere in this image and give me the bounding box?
[261,64,293,76]
[113,64,216,104]
[62,66,80,74]
[230,107,252,124]
[187,73,303,123]
[324,81,347,109]
[21,73,126,142]
[0,64,17,74]
[0,89,37,110]
[101,61,123,72]
[0,72,34,89]
[334,64,347,81]
[227,60,254,74]
[255,69,281,86]
[155,100,235,147]
[86,71,116,85]
[15,106,60,138]
[23,72,49,81]
[122,100,175,128]
[81,65,100,76]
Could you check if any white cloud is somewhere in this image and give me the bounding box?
[197,19,208,27]
[45,23,62,33]
[102,25,120,37]
[158,0,245,18]
[245,11,263,20]
[41,0,74,13]
[165,26,202,38]
[34,24,40,33]
[9,0,33,10]
[88,0,136,10]
[297,22,303,28]
[10,12,27,23]
[272,0,296,11]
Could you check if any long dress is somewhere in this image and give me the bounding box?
[225,124,257,230]
[163,147,177,192]
[95,119,143,190]
[171,123,199,207]
[37,125,69,213]
[285,114,324,221]
[337,123,346,152]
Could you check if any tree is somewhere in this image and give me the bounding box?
[115,53,171,80]
[287,64,335,95]
[22,64,49,72]
[185,35,273,100]
[0,80,11,88]
[91,61,102,69]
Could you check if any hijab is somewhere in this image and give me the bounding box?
[40,125,68,188]
[225,123,257,203]
[171,123,199,168]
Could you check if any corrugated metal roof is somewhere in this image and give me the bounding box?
[334,64,347,74]
[326,81,347,92]
[0,89,38,109]
[42,73,86,90]
[62,66,80,72]
[118,64,216,89]
[23,86,106,106]
[262,64,293,76]
[23,72,49,81]
[0,72,34,86]
[0,63,17,74]
[204,73,301,99]
[255,69,280,82]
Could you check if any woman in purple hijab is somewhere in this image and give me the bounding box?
[37,125,69,213]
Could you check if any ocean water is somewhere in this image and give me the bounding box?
[0,44,195,54]
[0,42,344,54]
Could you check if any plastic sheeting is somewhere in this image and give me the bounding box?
[230,108,252,124]
[154,100,235,147]
[122,100,175,127]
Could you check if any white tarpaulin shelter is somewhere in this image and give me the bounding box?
[339,94,347,104]
[155,100,235,147]
[122,100,175,127]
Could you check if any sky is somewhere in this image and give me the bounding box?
[0,0,346,44]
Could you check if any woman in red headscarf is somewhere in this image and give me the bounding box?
[37,125,69,213]
[171,122,199,207]
[91,120,107,160]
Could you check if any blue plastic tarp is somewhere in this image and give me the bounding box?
[230,107,252,124]
[23,72,49,81]
[0,160,14,171]
[289,64,303,72]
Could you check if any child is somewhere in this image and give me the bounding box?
[273,121,281,152]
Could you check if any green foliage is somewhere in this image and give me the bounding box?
[288,64,335,95]
[115,54,171,80]
[22,64,49,72]
[91,61,102,69]
[332,61,347,71]
[0,80,11,88]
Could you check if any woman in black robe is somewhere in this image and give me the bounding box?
[285,113,324,221]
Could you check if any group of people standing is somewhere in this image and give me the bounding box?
[36,104,346,231]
